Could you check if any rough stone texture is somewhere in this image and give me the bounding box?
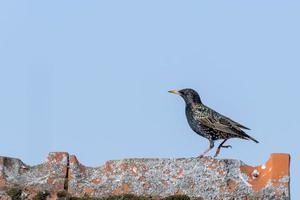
[0,152,68,199]
[68,154,290,199]
[0,152,290,200]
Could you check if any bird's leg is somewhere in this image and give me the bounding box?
[199,140,214,158]
[214,139,232,157]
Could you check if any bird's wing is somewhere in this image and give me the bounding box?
[220,115,250,130]
[197,115,243,136]
[192,106,248,137]
[192,105,258,143]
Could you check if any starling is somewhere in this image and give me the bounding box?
[168,88,258,157]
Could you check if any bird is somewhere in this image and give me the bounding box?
[168,88,258,157]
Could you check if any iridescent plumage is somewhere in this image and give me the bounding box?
[169,88,258,157]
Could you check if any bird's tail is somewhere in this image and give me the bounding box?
[248,136,259,143]
[239,130,259,143]
[245,134,259,143]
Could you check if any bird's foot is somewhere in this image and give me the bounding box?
[197,154,209,158]
[221,145,232,149]
[213,145,232,157]
[213,152,220,158]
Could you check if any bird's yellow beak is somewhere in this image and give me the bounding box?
[168,90,181,95]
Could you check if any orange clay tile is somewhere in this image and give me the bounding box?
[240,153,290,191]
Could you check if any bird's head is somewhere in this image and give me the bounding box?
[168,88,202,105]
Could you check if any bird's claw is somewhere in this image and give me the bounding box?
[213,144,232,157]
[197,154,210,159]
[221,145,232,149]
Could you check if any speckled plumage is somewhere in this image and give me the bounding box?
[169,88,258,157]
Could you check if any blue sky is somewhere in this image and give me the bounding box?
[0,1,299,198]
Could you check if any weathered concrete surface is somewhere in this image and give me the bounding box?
[68,154,290,199]
[0,152,290,200]
[0,152,68,199]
